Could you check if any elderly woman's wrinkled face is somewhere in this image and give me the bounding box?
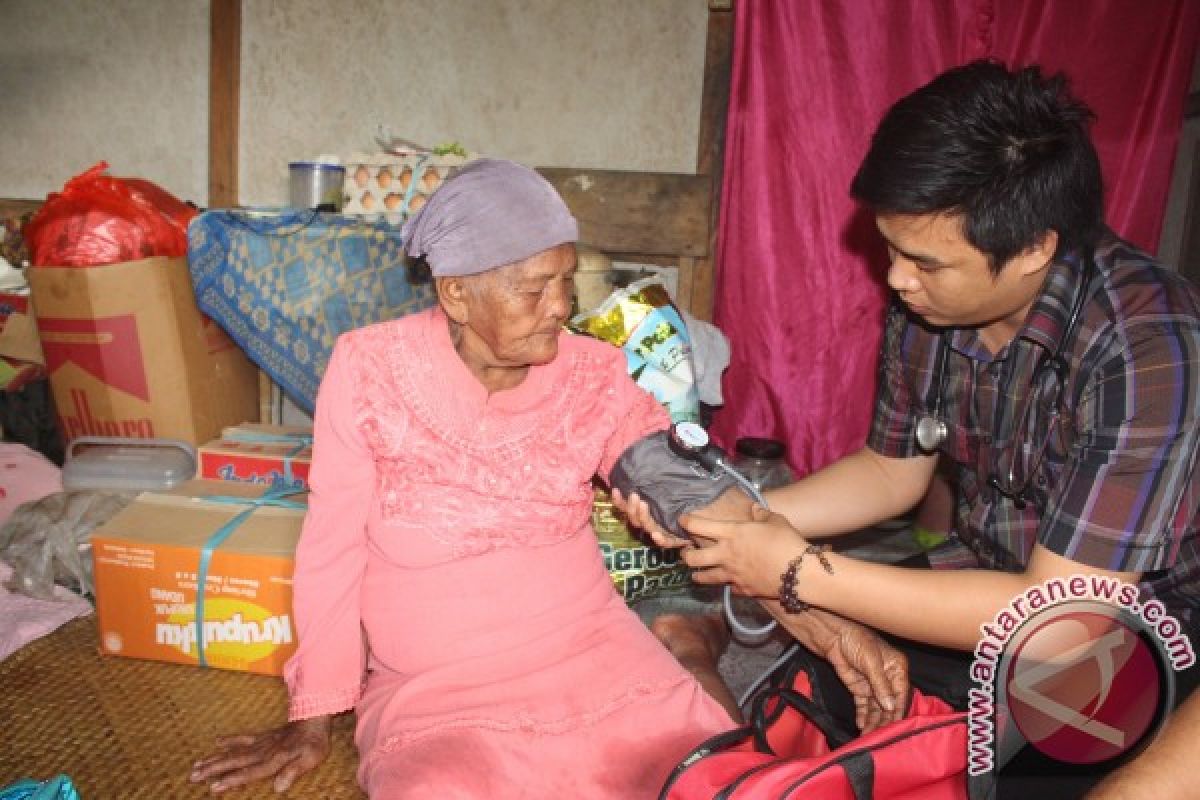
[453,243,577,370]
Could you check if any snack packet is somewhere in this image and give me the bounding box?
[592,485,690,604]
[569,276,699,423]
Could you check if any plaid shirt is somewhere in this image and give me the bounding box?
[868,232,1200,619]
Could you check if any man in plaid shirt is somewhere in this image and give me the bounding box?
[626,59,1200,795]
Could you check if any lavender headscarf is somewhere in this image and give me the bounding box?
[401,158,578,277]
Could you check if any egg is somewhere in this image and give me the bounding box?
[384,193,403,211]
[360,191,376,211]
[354,165,370,188]
[408,194,426,213]
[376,167,393,189]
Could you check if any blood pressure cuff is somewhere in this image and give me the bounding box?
[609,431,740,538]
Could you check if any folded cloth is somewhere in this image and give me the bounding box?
[0,560,91,662]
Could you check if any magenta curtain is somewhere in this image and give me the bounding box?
[711,0,1200,477]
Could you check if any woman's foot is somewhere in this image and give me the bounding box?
[650,612,743,723]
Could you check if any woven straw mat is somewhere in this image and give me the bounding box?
[0,615,363,799]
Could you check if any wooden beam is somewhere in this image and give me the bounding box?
[209,0,241,208]
[210,0,266,419]
[690,3,734,321]
[696,6,734,193]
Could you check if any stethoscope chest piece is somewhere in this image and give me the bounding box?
[915,414,947,453]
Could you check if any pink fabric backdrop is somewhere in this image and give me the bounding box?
[710,0,1200,478]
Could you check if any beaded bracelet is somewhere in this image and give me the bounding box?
[778,544,834,613]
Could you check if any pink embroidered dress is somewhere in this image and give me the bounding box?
[284,307,732,798]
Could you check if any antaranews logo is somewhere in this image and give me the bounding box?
[967,575,1195,776]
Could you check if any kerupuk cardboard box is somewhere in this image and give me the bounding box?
[90,479,305,675]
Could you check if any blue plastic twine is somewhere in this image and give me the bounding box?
[193,487,306,667]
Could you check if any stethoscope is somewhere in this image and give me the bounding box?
[914,251,1095,510]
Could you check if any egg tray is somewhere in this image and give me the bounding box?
[341,154,471,222]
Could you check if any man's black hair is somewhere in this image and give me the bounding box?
[850,59,1104,273]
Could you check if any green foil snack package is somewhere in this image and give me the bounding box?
[573,276,700,604]
[592,484,690,604]
[569,276,700,423]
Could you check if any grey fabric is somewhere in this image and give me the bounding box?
[401,158,578,277]
[609,431,741,538]
[681,309,731,406]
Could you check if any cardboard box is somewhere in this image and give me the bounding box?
[91,479,306,675]
[199,423,313,490]
[26,256,259,446]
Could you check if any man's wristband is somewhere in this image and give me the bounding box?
[778,544,834,613]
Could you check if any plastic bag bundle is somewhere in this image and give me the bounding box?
[568,276,700,423]
[0,490,134,599]
[24,162,197,267]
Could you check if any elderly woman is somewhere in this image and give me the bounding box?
[190,159,906,797]
[190,159,733,797]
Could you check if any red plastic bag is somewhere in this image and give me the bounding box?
[25,162,198,267]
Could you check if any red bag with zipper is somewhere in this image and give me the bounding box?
[659,649,970,799]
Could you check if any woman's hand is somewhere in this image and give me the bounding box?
[764,603,910,733]
[679,504,807,598]
[609,488,689,548]
[189,715,333,794]
[611,488,755,550]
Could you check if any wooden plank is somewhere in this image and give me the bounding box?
[676,256,698,317]
[209,0,241,208]
[258,370,276,425]
[536,168,711,258]
[697,5,734,178]
[690,5,735,321]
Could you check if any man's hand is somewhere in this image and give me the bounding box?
[763,603,910,733]
[189,715,332,794]
[680,504,808,598]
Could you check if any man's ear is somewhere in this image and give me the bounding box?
[1013,229,1060,278]
[435,277,469,325]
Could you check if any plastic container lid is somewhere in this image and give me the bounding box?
[62,437,197,492]
[287,161,347,172]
